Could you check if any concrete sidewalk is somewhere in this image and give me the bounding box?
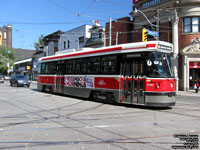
[176,90,200,97]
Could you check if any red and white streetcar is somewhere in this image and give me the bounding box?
[37,41,176,107]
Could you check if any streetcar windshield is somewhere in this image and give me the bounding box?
[147,52,174,78]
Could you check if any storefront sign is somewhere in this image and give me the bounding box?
[189,62,200,68]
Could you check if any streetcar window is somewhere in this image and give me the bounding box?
[147,52,174,77]
[87,57,101,74]
[82,58,87,74]
[41,63,46,74]
[47,62,56,74]
[75,59,82,74]
[38,63,41,74]
[66,60,76,74]
[101,55,117,74]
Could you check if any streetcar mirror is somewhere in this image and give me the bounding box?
[147,60,152,66]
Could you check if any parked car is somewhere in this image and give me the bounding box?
[0,75,4,83]
[4,76,11,80]
[10,74,31,87]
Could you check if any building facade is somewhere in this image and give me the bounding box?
[130,0,200,91]
[43,30,63,56]
[84,21,105,48]
[59,25,92,51]
[105,17,133,46]
[0,25,12,48]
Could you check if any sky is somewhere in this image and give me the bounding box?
[0,0,133,50]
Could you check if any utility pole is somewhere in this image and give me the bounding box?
[172,9,179,91]
[109,17,112,46]
[116,32,118,45]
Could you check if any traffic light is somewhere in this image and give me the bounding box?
[142,28,148,42]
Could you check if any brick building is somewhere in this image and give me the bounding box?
[0,25,12,48]
[105,17,133,46]
[106,0,200,91]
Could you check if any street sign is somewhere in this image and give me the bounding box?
[147,30,159,37]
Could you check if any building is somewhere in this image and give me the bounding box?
[105,17,133,46]
[84,21,105,48]
[59,25,92,51]
[43,30,63,56]
[0,25,12,48]
[129,0,200,91]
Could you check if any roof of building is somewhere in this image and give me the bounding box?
[14,48,36,61]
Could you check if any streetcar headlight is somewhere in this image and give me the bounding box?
[170,83,173,88]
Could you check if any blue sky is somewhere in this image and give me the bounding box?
[0,0,133,50]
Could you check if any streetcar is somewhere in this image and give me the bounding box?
[37,41,176,107]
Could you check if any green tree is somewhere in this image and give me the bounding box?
[0,46,15,74]
[34,34,44,50]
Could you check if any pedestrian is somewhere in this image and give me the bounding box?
[195,80,199,93]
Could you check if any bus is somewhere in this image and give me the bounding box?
[37,41,176,107]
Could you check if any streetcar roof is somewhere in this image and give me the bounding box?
[40,41,173,62]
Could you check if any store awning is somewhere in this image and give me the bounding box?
[189,62,200,68]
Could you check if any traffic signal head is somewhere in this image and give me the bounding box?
[142,28,148,42]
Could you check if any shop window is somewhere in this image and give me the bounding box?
[184,17,200,33]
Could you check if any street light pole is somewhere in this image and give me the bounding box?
[134,8,156,32]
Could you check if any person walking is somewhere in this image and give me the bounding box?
[195,80,199,93]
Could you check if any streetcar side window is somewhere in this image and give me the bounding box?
[66,60,76,74]
[82,58,87,74]
[38,63,41,74]
[47,62,56,74]
[75,59,82,74]
[41,63,46,74]
[101,55,117,74]
[87,57,101,74]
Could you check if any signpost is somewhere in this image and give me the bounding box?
[147,30,159,37]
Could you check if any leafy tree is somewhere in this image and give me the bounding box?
[34,34,45,50]
[0,46,15,74]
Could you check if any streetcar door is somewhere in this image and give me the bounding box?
[56,61,65,93]
[121,59,136,104]
[135,60,145,105]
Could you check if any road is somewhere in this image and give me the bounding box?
[0,81,199,150]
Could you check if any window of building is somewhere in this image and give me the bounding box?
[67,40,70,48]
[184,17,200,33]
[79,36,84,44]
[63,41,66,49]
[4,32,7,39]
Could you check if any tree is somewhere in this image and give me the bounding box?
[0,46,15,74]
[34,34,45,50]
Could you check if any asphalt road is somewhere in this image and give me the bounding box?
[0,81,199,150]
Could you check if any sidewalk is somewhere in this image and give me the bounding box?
[176,90,200,97]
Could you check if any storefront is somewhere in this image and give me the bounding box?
[130,0,200,91]
[181,38,200,91]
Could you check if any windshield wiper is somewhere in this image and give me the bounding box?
[153,69,170,81]
[165,54,173,76]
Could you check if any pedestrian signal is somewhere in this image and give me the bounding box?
[142,28,148,42]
